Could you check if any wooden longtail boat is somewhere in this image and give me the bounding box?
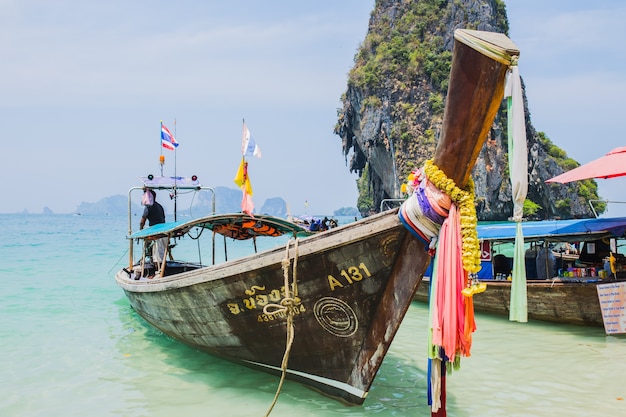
[415,217,626,328]
[115,29,520,405]
[416,275,626,328]
[416,279,608,326]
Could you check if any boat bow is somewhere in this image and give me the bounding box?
[115,28,521,409]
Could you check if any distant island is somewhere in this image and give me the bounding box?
[68,186,358,218]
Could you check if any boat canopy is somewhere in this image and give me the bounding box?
[478,217,626,242]
[130,213,314,241]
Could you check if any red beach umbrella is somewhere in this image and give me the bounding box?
[546,147,626,184]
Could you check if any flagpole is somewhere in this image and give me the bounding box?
[174,118,178,179]
[159,120,164,176]
[174,118,178,221]
[236,118,254,215]
[241,118,247,184]
[241,118,246,214]
[241,118,246,162]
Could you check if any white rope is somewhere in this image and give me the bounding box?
[262,238,299,417]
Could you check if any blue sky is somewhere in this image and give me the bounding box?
[2,1,626,217]
[507,0,626,217]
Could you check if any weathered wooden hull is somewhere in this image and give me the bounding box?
[116,28,520,406]
[117,210,430,404]
[415,278,612,327]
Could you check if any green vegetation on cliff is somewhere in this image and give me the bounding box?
[349,0,451,101]
[336,0,600,220]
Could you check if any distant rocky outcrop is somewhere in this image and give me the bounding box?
[191,186,242,215]
[334,207,360,217]
[259,197,288,217]
[75,187,326,219]
[335,0,599,220]
[188,187,289,217]
[75,195,136,216]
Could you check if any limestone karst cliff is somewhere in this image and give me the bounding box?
[335,0,601,220]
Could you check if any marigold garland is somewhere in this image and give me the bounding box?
[422,159,481,274]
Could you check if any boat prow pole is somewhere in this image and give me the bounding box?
[427,29,519,417]
[434,29,519,187]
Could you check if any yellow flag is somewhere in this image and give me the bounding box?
[233,157,245,188]
[233,156,253,196]
[244,176,253,196]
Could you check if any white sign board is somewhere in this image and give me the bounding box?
[597,281,626,334]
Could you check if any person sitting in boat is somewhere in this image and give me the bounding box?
[555,241,578,255]
[140,189,168,269]
[535,243,556,280]
[320,217,339,230]
[565,242,578,255]
[309,218,321,232]
[493,254,512,279]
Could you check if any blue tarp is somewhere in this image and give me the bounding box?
[477,217,626,242]
[130,221,188,239]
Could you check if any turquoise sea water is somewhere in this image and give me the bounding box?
[2,213,626,417]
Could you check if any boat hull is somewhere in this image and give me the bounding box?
[117,210,430,404]
[116,28,521,406]
[415,278,612,327]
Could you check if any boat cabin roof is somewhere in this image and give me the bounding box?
[130,213,314,241]
[478,217,626,243]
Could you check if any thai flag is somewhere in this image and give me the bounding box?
[161,124,179,150]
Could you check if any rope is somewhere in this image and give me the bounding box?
[187,224,205,240]
[262,238,299,417]
[107,248,129,274]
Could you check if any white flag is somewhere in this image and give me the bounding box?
[242,123,262,158]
